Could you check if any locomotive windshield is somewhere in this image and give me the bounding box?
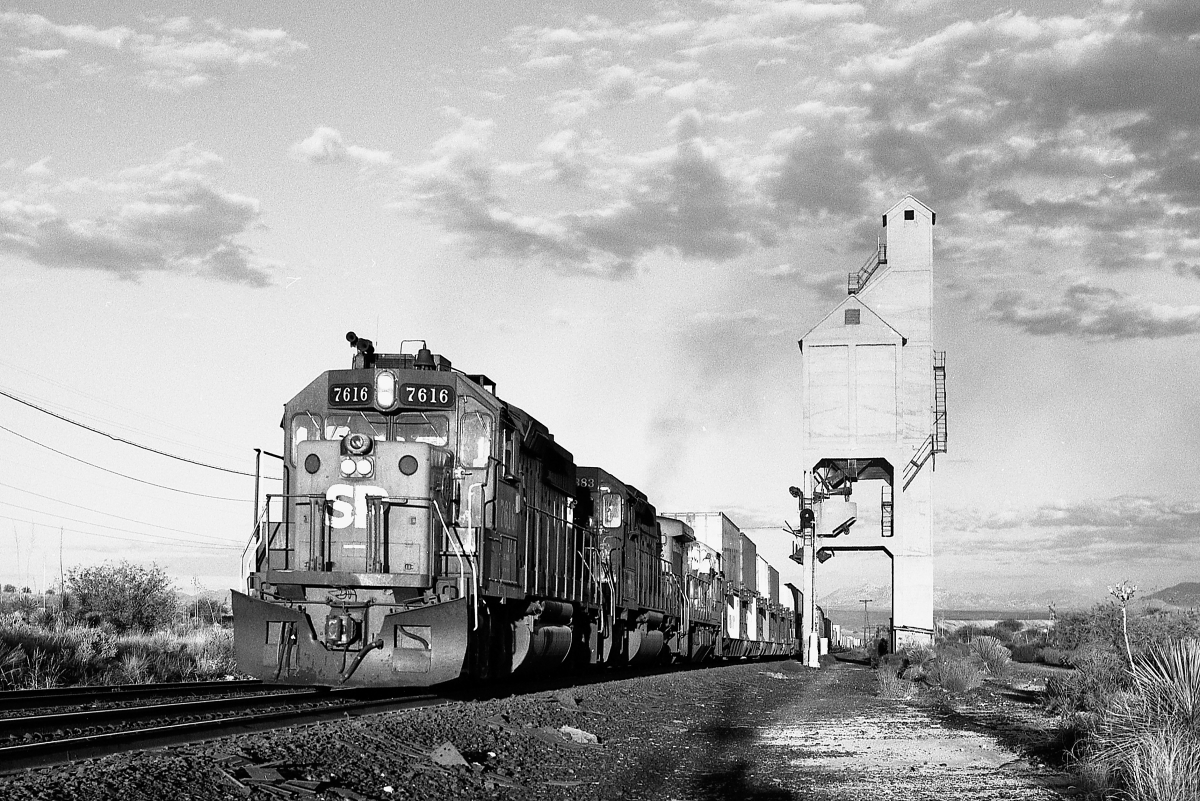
[392,412,449,446]
[458,410,493,468]
[325,412,387,441]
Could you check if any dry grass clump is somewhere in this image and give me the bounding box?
[926,646,985,695]
[0,619,235,688]
[875,667,915,699]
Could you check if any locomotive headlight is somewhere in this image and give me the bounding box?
[344,433,372,455]
[355,458,373,476]
[375,371,396,409]
[340,458,356,475]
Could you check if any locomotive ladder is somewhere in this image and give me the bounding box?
[901,351,947,490]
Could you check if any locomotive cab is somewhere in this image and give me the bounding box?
[234,336,496,686]
[575,467,672,666]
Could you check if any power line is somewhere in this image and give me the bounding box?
[0,423,250,502]
[0,513,241,552]
[0,357,257,463]
[0,480,240,544]
[0,386,281,480]
[0,499,242,548]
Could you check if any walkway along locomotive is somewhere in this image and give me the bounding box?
[233,335,800,686]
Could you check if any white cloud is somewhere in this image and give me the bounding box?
[0,144,272,286]
[0,11,132,48]
[23,157,53,178]
[989,279,1200,340]
[0,12,306,90]
[9,46,68,65]
[945,496,1200,564]
[288,127,393,166]
[395,111,781,277]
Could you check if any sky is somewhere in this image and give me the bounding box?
[1,0,1198,607]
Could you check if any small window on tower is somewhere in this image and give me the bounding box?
[904,209,915,220]
[844,308,861,325]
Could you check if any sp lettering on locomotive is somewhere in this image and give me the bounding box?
[325,484,389,529]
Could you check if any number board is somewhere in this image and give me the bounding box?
[328,383,373,408]
[399,383,455,409]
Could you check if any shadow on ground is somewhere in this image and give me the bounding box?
[610,682,794,800]
[690,692,792,801]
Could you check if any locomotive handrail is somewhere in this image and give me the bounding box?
[663,569,689,639]
[242,492,326,560]
[432,499,480,631]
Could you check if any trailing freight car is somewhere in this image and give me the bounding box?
[234,335,798,687]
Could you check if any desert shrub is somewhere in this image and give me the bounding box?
[1054,603,1200,657]
[949,624,982,643]
[1046,646,1130,715]
[1078,639,1200,801]
[928,650,984,694]
[1040,647,1073,667]
[980,624,1016,643]
[995,618,1024,634]
[65,561,177,633]
[969,635,1012,678]
[1009,643,1039,663]
[186,596,229,626]
[0,615,233,688]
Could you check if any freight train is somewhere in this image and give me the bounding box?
[233,335,800,686]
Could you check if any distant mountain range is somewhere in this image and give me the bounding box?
[817,582,1105,612]
[816,580,1200,613]
[1146,582,1200,609]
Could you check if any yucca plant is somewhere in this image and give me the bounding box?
[969,635,1012,678]
[1085,639,1200,800]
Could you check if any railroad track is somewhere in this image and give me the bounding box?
[0,679,266,712]
[0,686,443,774]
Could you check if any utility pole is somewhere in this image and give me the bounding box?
[859,598,872,649]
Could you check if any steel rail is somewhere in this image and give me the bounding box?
[0,680,265,712]
[0,692,443,774]
[0,688,334,736]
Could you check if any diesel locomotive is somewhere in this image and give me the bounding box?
[233,334,799,686]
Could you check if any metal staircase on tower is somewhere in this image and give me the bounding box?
[881,481,893,537]
[847,244,887,295]
[902,351,948,490]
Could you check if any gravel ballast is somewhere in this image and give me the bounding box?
[0,658,1076,800]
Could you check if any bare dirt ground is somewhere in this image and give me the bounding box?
[0,657,1079,800]
[605,657,1078,800]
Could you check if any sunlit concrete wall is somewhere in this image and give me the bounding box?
[798,195,938,649]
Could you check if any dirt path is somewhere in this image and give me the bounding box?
[634,659,1077,801]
